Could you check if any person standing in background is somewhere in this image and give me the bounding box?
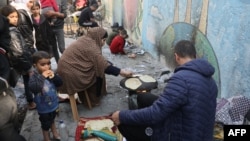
[40,0,61,25]
[46,0,67,63]
[0,14,11,80]
[11,0,36,54]
[10,0,37,110]
[31,1,57,58]
[1,5,26,139]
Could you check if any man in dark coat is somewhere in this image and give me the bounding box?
[111,40,218,141]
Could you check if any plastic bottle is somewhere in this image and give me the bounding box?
[58,120,69,141]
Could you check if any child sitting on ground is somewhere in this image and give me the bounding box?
[28,51,63,141]
[106,24,124,46]
[109,29,137,58]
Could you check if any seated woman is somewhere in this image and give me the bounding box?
[57,27,133,107]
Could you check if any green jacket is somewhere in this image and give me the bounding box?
[106,31,118,45]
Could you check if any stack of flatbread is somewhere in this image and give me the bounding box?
[81,119,123,141]
[84,119,114,131]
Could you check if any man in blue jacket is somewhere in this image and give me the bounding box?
[111,40,218,141]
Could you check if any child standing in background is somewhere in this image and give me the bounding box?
[29,51,63,141]
[1,4,36,110]
[31,1,58,61]
[40,0,60,25]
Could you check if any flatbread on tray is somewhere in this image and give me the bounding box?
[84,119,114,131]
[75,117,123,141]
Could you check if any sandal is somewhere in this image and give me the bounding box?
[59,98,69,103]
[28,102,36,110]
[53,136,61,141]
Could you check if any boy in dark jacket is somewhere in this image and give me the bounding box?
[111,40,218,141]
[29,51,63,141]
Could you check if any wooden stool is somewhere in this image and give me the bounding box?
[69,90,92,121]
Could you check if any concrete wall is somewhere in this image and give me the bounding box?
[103,0,250,98]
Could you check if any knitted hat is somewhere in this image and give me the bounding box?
[14,0,29,3]
[118,26,124,30]
[111,22,119,28]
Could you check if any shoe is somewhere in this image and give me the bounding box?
[53,136,61,141]
[59,98,69,103]
[28,102,36,110]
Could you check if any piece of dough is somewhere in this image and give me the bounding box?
[49,73,54,79]
[125,78,142,90]
[139,75,156,83]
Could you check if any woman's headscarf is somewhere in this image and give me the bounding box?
[85,27,107,48]
[11,0,30,11]
[14,0,30,3]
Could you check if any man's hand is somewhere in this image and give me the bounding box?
[111,111,121,125]
[45,11,64,18]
